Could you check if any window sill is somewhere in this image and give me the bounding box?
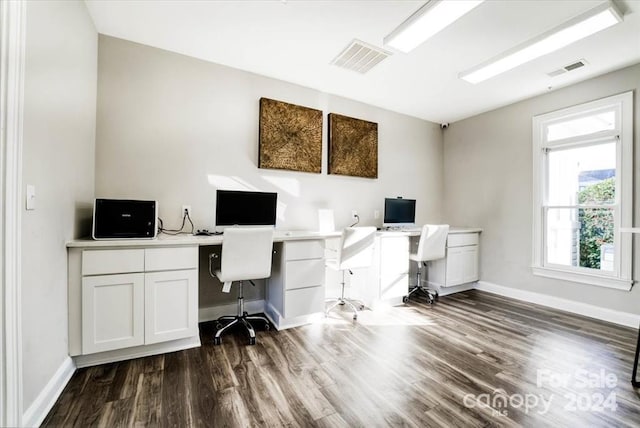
[531,266,633,291]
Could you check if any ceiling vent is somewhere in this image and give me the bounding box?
[547,59,588,77]
[331,39,392,74]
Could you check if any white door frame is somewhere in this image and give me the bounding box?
[1,0,25,426]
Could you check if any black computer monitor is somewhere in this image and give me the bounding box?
[383,197,416,228]
[215,190,277,226]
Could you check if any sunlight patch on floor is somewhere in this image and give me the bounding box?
[319,305,438,327]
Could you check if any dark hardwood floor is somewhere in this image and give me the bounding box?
[43,290,640,427]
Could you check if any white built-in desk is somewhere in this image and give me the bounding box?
[67,231,339,366]
[343,227,482,309]
[67,227,480,367]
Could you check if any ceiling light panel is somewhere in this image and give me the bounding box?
[384,0,485,53]
[460,1,623,84]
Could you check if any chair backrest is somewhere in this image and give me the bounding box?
[220,227,274,282]
[415,224,449,262]
[336,226,376,270]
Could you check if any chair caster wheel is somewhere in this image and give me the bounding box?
[402,296,409,303]
[359,305,365,310]
[249,337,256,345]
[213,337,221,345]
[434,291,439,301]
[353,314,358,320]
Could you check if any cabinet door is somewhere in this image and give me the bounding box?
[445,247,465,286]
[145,269,198,344]
[379,236,410,300]
[82,273,144,354]
[462,246,479,283]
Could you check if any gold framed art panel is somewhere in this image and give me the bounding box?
[328,113,378,179]
[258,97,323,174]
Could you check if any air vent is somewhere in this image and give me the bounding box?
[331,39,392,74]
[547,59,588,77]
[564,60,587,71]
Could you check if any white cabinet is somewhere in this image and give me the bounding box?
[377,235,410,301]
[144,269,198,344]
[80,246,198,355]
[429,233,480,288]
[266,240,325,328]
[357,234,409,309]
[82,273,145,354]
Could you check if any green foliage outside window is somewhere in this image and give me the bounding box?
[577,178,615,269]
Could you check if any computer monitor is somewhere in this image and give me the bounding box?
[383,197,416,228]
[215,190,277,226]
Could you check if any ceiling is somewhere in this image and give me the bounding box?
[84,0,640,124]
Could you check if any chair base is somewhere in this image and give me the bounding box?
[325,297,365,320]
[404,284,438,304]
[213,312,270,345]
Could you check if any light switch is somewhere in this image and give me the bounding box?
[26,185,36,210]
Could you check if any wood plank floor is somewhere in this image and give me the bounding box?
[43,290,640,427]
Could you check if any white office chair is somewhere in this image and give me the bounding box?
[325,226,376,320]
[209,227,274,345]
[404,224,449,304]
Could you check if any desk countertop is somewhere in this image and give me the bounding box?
[67,226,482,249]
[67,230,341,248]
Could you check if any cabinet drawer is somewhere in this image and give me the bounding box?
[285,240,324,261]
[447,233,479,248]
[145,247,198,271]
[82,249,144,276]
[284,286,324,318]
[285,259,324,290]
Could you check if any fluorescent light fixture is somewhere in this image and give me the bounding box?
[384,0,485,53]
[460,1,623,84]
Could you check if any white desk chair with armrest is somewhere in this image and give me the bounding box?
[404,224,449,304]
[325,226,376,320]
[209,227,274,345]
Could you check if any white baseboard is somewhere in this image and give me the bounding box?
[73,336,201,368]
[435,283,475,297]
[22,356,76,427]
[264,302,323,330]
[475,281,640,328]
[198,299,266,323]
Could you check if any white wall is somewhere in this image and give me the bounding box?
[443,63,640,315]
[95,36,444,305]
[21,0,97,409]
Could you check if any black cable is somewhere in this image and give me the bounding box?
[158,210,195,235]
[349,214,360,228]
[185,211,194,234]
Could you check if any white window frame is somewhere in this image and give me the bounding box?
[532,92,633,290]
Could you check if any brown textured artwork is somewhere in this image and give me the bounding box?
[258,98,323,173]
[328,113,378,178]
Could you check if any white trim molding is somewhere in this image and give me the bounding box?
[22,357,76,428]
[0,1,26,426]
[531,266,632,290]
[475,281,640,328]
[73,336,201,369]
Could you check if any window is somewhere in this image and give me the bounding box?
[532,92,633,290]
